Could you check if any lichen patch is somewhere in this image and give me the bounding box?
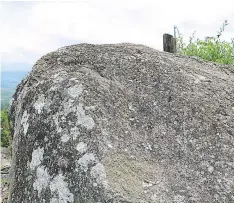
[76,142,87,153]
[30,147,44,170]
[194,75,206,84]
[21,110,29,135]
[50,174,74,203]
[33,167,74,203]
[70,126,80,140]
[61,133,70,143]
[77,153,96,172]
[33,166,50,195]
[34,95,45,114]
[63,87,95,130]
[67,84,83,98]
[76,103,95,130]
[90,163,108,188]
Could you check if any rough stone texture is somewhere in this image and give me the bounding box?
[1,147,11,203]
[7,43,234,203]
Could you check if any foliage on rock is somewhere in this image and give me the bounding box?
[176,20,234,65]
[1,108,11,147]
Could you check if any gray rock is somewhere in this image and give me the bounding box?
[1,147,11,203]
[7,43,234,203]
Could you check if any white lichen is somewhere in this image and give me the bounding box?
[90,163,107,188]
[33,167,74,203]
[146,143,152,151]
[61,133,70,142]
[21,110,29,135]
[84,106,96,111]
[8,97,14,110]
[50,198,58,203]
[44,136,49,142]
[30,147,44,170]
[77,153,96,172]
[33,166,50,195]
[67,84,83,98]
[76,103,95,130]
[100,129,112,152]
[50,174,74,203]
[34,95,45,114]
[63,87,95,130]
[208,165,214,173]
[76,142,87,153]
[70,126,80,140]
[61,127,82,142]
[142,181,153,188]
[194,75,206,84]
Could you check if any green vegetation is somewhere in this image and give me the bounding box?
[1,107,11,147]
[176,20,234,65]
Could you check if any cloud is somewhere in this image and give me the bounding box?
[1,0,234,71]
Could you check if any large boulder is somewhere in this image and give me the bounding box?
[8,44,234,203]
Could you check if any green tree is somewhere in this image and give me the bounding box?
[1,107,11,147]
[176,20,234,65]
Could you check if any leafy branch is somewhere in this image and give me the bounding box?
[175,20,234,65]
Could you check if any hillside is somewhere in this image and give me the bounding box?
[1,71,28,108]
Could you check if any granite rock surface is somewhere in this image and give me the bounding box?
[7,43,234,203]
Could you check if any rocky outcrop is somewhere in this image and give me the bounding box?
[8,43,234,203]
[1,147,11,203]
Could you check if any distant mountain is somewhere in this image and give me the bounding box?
[1,71,28,88]
[1,71,28,108]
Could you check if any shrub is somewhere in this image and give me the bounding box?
[1,107,11,147]
[176,20,234,65]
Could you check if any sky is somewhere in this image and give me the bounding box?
[1,0,234,72]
